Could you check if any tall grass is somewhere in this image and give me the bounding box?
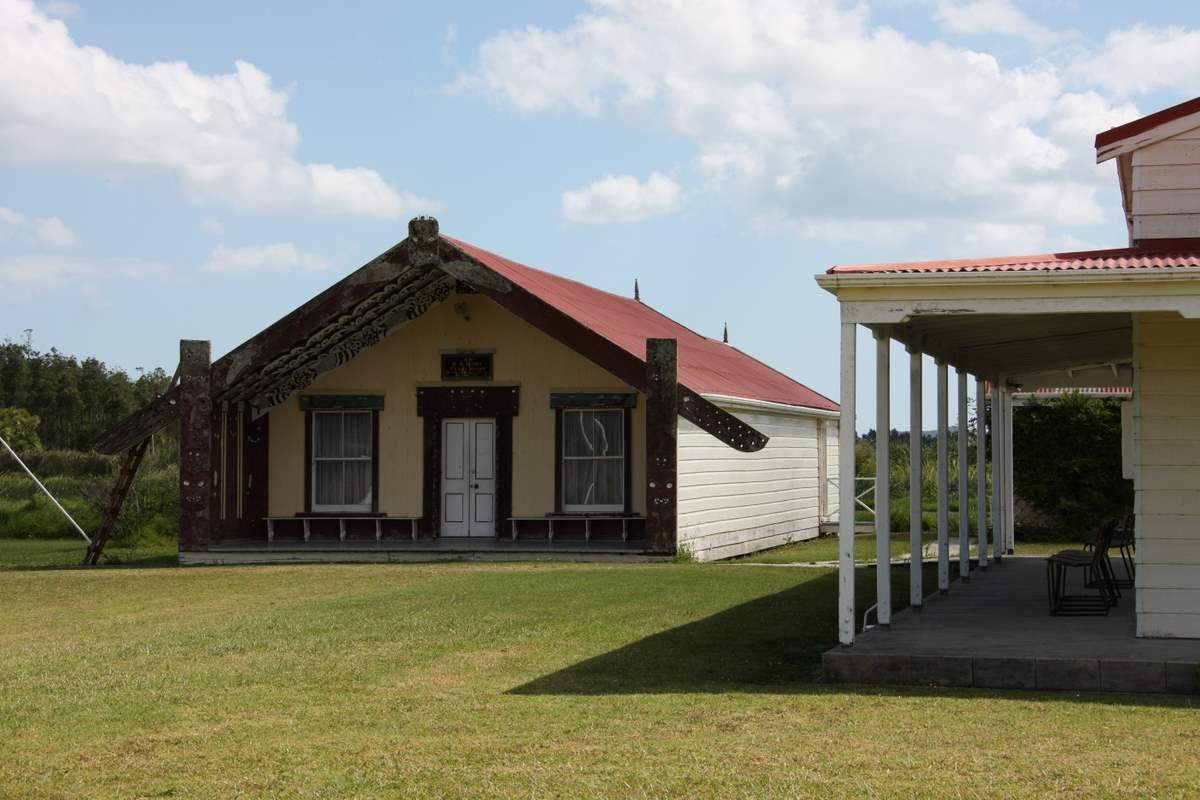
[0,447,177,542]
[855,433,989,533]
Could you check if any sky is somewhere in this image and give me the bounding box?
[2,0,1199,432]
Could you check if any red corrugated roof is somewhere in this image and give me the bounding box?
[828,245,1200,275]
[447,236,838,412]
[1095,95,1200,150]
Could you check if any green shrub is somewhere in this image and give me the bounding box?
[0,449,115,477]
[2,494,101,539]
[1,445,177,542]
[0,473,35,501]
[1013,394,1131,540]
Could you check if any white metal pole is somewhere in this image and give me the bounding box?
[838,321,858,646]
[936,359,950,593]
[957,370,970,580]
[975,376,989,570]
[991,381,1003,562]
[908,346,923,608]
[0,433,91,544]
[875,331,891,626]
[1005,388,1016,553]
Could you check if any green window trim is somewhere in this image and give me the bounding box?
[550,393,636,409]
[299,395,385,411]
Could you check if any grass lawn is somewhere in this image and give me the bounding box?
[738,533,1069,565]
[1,540,1196,798]
[0,536,178,569]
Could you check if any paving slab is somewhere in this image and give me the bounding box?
[823,557,1200,694]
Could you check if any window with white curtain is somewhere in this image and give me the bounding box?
[561,408,625,513]
[311,410,373,512]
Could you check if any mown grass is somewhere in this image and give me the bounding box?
[739,533,1068,565]
[0,536,178,569]
[0,541,1196,799]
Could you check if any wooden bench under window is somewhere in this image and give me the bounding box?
[507,515,644,543]
[265,516,421,543]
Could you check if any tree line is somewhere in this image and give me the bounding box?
[0,332,171,451]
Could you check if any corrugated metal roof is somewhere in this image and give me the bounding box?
[447,236,839,412]
[828,246,1200,275]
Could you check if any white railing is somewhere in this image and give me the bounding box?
[823,476,876,522]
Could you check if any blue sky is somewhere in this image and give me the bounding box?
[2,0,1198,430]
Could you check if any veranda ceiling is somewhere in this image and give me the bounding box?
[868,312,1133,389]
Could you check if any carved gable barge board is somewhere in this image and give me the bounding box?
[226,269,455,410]
[209,241,413,393]
[93,384,182,454]
[211,219,445,396]
[438,237,769,453]
[678,387,769,453]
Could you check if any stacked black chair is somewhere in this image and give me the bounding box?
[1046,520,1121,616]
[1085,512,1135,589]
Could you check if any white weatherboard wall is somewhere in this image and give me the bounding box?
[1131,125,1200,241]
[1134,313,1200,638]
[821,419,839,523]
[676,401,837,561]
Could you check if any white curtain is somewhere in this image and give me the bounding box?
[313,411,373,509]
[563,409,624,508]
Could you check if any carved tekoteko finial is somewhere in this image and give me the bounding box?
[634,278,640,301]
[408,216,440,266]
[722,322,729,344]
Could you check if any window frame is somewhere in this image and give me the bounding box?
[307,408,378,514]
[556,406,631,514]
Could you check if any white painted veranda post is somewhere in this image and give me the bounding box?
[957,370,970,580]
[838,321,857,645]
[908,346,923,608]
[991,381,1003,562]
[936,360,950,593]
[875,331,891,626]
[975,377,989,570]
[1004,388,1016,553]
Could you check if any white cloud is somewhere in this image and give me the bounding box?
[201,242,331,274]
[0,206,80,248]
[0,253,165,303]
[561,172,681,223]
[442,24,458,64]
[39,0,78,18]
[934,1,1064,45]
[1073,24,1200,97]
[0,0,437,219]
[201,217,224,236]
[463,0,1124,251]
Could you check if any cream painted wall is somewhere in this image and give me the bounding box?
[267,292,645,518]
[1133,312,1200,638]
[676,405,836,561]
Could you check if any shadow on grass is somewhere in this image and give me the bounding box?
[0,539,179,571]
[511,570,853,695]
[509,563,1193,707]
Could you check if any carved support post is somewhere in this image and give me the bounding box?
[179,340,213,552]
[645,338,678,554]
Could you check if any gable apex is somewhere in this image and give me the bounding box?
[1096,96,1200,163]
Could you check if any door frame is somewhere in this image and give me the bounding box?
[417,386,518,538]
[440,417,498,538]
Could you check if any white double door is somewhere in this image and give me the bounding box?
[441,417,496,537]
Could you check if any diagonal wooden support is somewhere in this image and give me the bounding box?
[84,438,150,565]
